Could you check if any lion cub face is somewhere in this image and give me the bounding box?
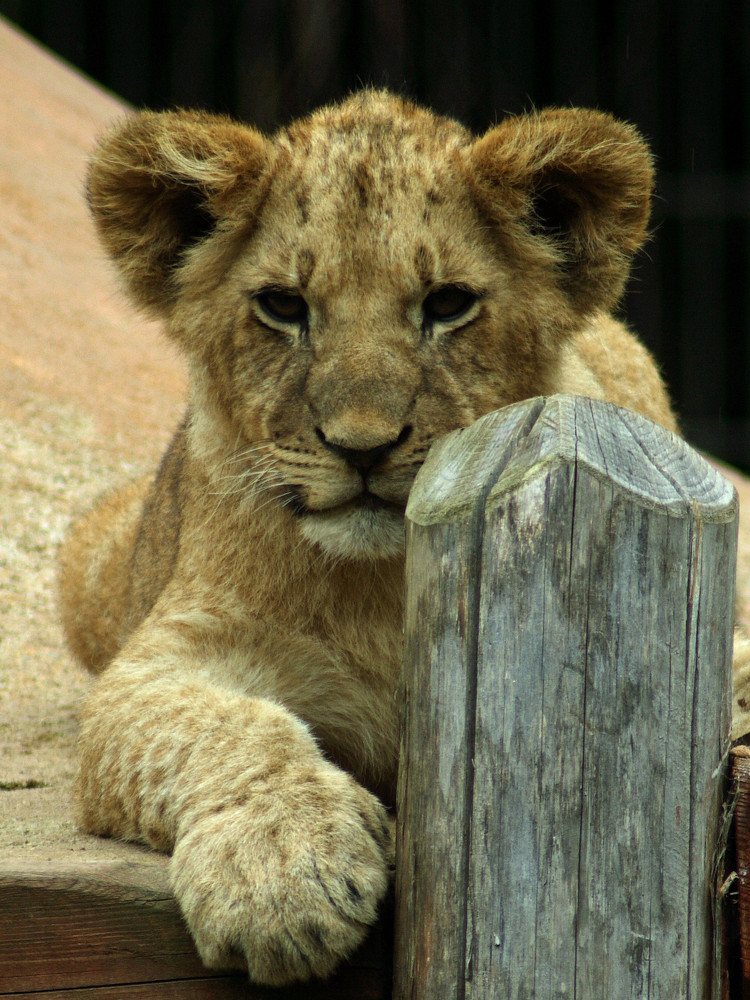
[214,110,515,559]
[88,91,653,560]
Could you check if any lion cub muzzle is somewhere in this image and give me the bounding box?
[292,406,416,560]
[315,423,412,474]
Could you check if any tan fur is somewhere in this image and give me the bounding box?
[60,91,681,986]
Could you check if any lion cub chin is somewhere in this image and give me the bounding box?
[59,89,677,985]
[300,502,406,561]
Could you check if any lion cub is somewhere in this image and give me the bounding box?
[59,90,676,985]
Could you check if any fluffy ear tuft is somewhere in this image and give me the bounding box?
[87,110,273,315]
[469,108,654,316]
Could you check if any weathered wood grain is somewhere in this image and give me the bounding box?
[395,395,737,999]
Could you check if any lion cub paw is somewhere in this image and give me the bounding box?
[170,763,393,986]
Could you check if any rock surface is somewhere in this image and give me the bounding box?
[0,16,184,861]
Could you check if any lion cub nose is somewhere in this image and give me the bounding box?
[315,425,412,473]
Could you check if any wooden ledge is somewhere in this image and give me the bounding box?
[0,849,391,998]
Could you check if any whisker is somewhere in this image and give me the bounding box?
[198,446,288,531]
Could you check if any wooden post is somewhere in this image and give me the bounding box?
[395,394,737,999]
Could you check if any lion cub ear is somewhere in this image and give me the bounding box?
[87,110,273,316]
[469,108,654,316]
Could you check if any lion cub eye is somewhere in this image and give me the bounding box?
[255,290,308,326]
[422,285,478,326]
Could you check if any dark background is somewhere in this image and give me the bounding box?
[2,0,748,467]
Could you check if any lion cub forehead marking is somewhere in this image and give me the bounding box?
[413,244,436,286]
[295,146,448,223]
[277,94,468,220]
[296,249,316,289]
[245,95,487,297]
[280,90,469,151]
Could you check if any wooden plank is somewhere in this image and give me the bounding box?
[0,856,208,992]
[1,974,387,1000]
[0,855,391,998]
[2,980,248,999]
[395,395,736,999]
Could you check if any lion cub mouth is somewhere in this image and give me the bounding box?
[293,489,407,561]
[343,491,405,515]
[289,488,406,519]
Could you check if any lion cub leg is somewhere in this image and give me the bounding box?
[58,477,150,673]
[76,636,392,987]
